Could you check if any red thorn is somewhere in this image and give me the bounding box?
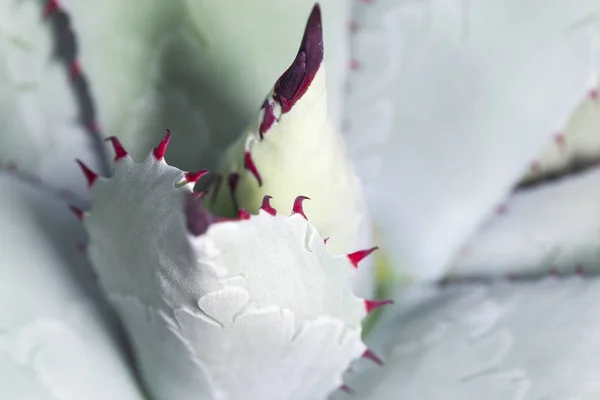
[292,196,310,219]
[554,132,566,148]
[86,121,100,134]
[530,161,540,174]
[348,20,359,33]
[589,89,598,100]
[44,0,59,17]
[184,170,208,184]
[323,237,330,244]
[576,264,584,275]
[339,385,355,395]
[244,151,263,186]
[365,299,393,314]
[362,349,384,366]
[260,195,277,216]
[69,206,84,220]
[105,136,128,161]
[259,100,276,138]
[76,242,87,253]
[347,247,378,268]
[349,58,361,71]
[153,129,172,160]
[495,204,507,215]
[550,268,559,277]
[76,159,98,187]
[238,209,251,220]
[69,60,81,80]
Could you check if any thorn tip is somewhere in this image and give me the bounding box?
[365,299,393,313]
[75,159,98,187]
[260,195,277,216]
[185,170,208,184]
[292,195,310,219]
[347,246,378,268]
[153,129,172,160]
[105,136,128,160]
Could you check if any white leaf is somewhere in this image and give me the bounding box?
[449,74,600,277]
[345,0,600,281]
[210,6,375,298]
[449,168,600,278]
[0,0,102,200]
[85,141,368,399]
[0,172,144,400]
[335,277,600,400]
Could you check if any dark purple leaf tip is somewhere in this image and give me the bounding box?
[274,4,323,113]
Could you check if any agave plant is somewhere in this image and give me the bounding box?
[2,0,600,399]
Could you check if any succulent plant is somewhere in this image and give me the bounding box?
[3,0,600,399]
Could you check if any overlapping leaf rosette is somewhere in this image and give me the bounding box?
[71,5,381,399]
[5,0,600,399]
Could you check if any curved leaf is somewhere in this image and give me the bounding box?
[85,139,368,399]
[345,0,600,281]
[0,171,144,400]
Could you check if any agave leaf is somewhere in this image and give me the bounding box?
[449,72,600,277]
[519,83,600,184]
[333,277,600,399]
[449,167,600,279]
[208,5,376,299]
[85,137,368,399]
[0,171,144,400]
[0,0,104,201]
[345,0,600,281]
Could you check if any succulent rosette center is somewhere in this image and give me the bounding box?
[78,135,375,399]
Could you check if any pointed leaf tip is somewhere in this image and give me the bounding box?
[153,129,172,160]
[292,195,310,219]
[105,136,128,161]
[347,247,378,268]
[274,3,323,112]
[260,195,277,216]
[184,192,217,236]
[75,159,98,187]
